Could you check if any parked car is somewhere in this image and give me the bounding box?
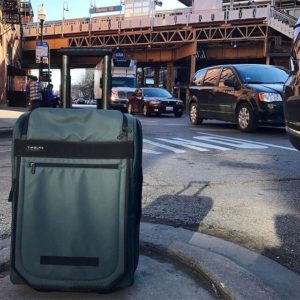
[74,98,86,104]
[110,87,135,112]
[128,87,184,117]
[187,64,289,132]
[85,99,97,105]
[283,18,300,150]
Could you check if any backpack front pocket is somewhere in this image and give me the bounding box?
[14,157,129,287]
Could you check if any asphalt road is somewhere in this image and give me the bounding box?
[139,114,300,275]
[0,114,299,274]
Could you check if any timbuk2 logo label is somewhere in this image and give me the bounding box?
[26,146,45,152]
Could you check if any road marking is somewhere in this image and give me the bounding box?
[143,139,186,154]
[193,136,267,150]
[156,138,230,151]
[164,124,187,126]
[143,149,162,155]
[197,132,297,151]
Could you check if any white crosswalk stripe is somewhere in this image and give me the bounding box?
[143,139,186,154]
[143,149,162,155]
[193,136,267,149]
[156,138,210,152]
[172,138,231,151]
[197,132,297,151]
[143,133,296,155]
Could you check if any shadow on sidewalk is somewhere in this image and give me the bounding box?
[142,181,213,231]
[262,214,300,275]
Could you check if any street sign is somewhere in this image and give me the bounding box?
[114,49,126,62]
[36,41,49,64]
[89,5,122,14]
[36,41,48,57]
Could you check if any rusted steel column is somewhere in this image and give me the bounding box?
[154,68,160,87]
[166,62,174,93]
[264,27,270,65]
[190,54,196,83]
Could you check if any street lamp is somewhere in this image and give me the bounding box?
[151,0,163,29]
[62,1,69,37]
[38,4,46,79]
[119,0,124,34]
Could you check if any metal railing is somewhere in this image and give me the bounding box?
[270,7,297,26]
[22,5,297,38]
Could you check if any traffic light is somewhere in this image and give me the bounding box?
[41,71,52,82]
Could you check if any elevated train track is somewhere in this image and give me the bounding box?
[21,3,297,89]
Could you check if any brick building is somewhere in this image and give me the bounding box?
[0,0,33,106]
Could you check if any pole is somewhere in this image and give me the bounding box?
[62,7,64,37]
[61,55,71,108]
[39,19,44,79]
[101,54,112,110]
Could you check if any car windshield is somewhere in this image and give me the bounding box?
[235,65,289,84]
[112,77,137,88]
[118,91,133,99]
[143,88,172,97]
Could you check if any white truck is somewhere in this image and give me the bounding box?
[94,59,137,100]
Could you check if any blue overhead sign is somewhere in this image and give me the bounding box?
[114,50,126,62]
[113,50,131,67]
[89,5,122,14]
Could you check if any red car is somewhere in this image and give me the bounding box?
[128,87,184,117]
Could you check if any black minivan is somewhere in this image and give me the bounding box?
[187,64,289,132]
[283,19,300,150]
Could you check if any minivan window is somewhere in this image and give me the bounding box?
[203,68,221,86]
[193,69,206,85]
[235,65,288,84]
[219,68,237,87]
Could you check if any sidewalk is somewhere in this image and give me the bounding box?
[0,106,26,133]
[1,107,300,299]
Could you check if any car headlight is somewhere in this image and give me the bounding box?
[258,93,282,102]
[149,101,160,105]
[176,100,183,105]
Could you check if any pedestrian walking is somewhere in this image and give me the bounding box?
[29,76,42,111]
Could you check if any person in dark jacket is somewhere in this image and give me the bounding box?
[41,84,54,107]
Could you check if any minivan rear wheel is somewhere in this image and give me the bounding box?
[189,102,203,125]
[236,103,257,132]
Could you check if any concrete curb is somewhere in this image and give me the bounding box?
[0,128,13,135]
[1,223,300,299]
[140,223,300,300]
[0,239,10,273]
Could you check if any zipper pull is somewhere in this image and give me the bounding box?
[28,162,36,174]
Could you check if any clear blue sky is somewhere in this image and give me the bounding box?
[30,0,186,22]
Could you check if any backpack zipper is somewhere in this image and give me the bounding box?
[28,162,119,175]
